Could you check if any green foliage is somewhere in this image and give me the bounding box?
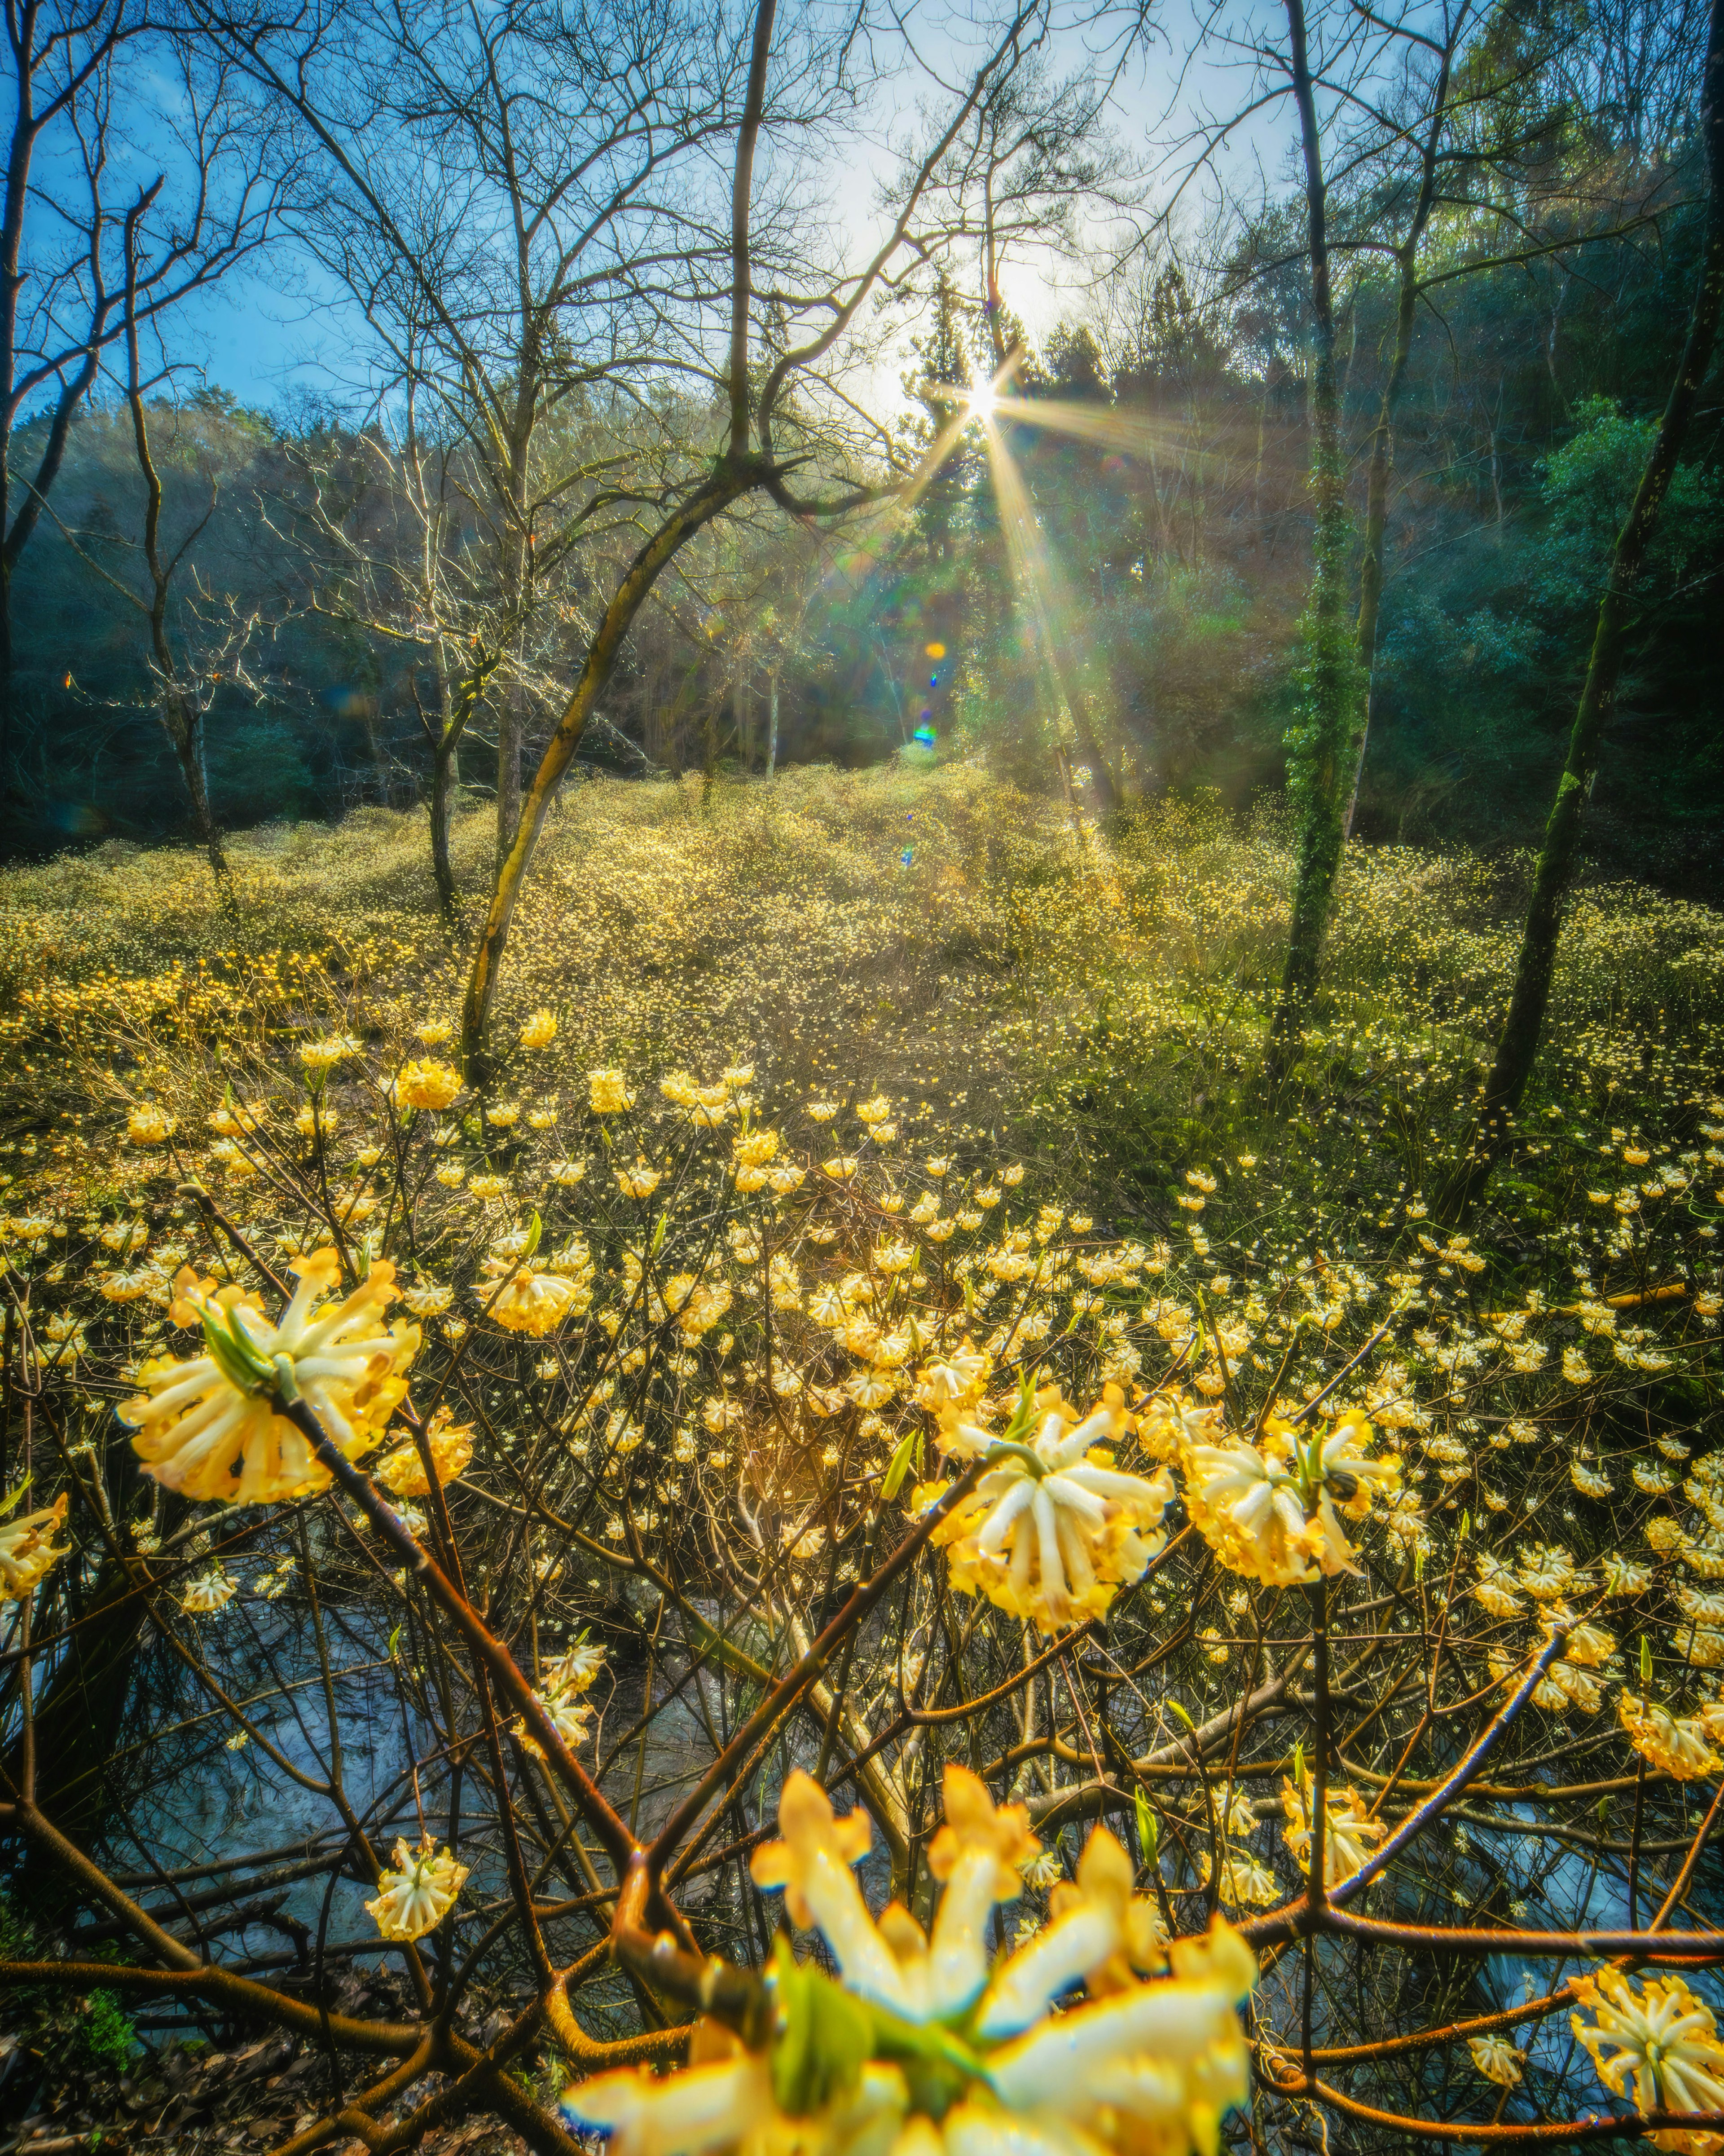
[0,1894,137,2085]
[1365,392,1724,878]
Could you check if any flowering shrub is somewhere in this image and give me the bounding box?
[0,769,1721,2149]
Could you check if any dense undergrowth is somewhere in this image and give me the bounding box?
[0,763,1722,2153]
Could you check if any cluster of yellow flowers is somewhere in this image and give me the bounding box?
[0,766,1720,2144]
[573,1768,1256,2156]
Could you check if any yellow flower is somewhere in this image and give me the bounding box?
[589,1069,635,1113]
[393,1059,462,1111]
[1183,1411,1399,1588]
[936,1386,1173,1632]
[365,1838,468,1941]
[416,1018,453,1045]
[0,1490,70,1600]
[616,1160,662,1199]
[1280,1766,1385,1882]
[300,1034,360,1070]
[376,1409,475,1495]
[542,1640,606,1695]
[519,1008,557,1049]
[119,1252,419,1505]
[856,1095,892,1124]
[1469,2034,1523,2087]
[485,1100,521,1128]
[1619,1692,1722,1780]
[1573,1968,1724,2139]
[180,1568,237,1614]
[1196,1843,1280,1907]
[127,1102,175,1147]
[490,1269,580,1336]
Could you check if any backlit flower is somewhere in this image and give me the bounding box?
[567,1768,1254,2156]
[1573,1968,1724,2140]
[365,1838,468,1941]
[1280,1765,1385,1883]
[1184,1411,1399,1588]
[127,1102,175,1146]
[180,1568,237,1613]
[934,1387,1173,1631]
[519,1008,557,1048]
[1196,1843,1280,1908]
[301,1035,360,1070]
[1469,2034,1523,2087]
[1619,1693,1722,1781]
[394,1059,462,1111]
[491,1269,580,1336]
[376,1409,474,1495]
[590,1070,634,1113]
[0,1491,70,1600]
[120,1253,418,1505]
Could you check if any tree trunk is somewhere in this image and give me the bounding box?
[171,707,232,898]
[430,736,459,916]
[1436,0,1723,1221]
[766,668,780,777]
[496,686,523,871]
[736,664,753,774]
[1268,0,1367,1069]
[460,467,752,1081]
[0,570,13,830]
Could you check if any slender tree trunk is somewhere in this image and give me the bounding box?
[0,572,13,826]
[766,668,780,777]
[1342,47,1453,840]
[1268,0,1367,1067]
[1436,0,1724,1222]
[496,686,523,871]
[703,691,721,815]
[430,737,459,916]
[460,468,752,1080]
[164,699,230,895]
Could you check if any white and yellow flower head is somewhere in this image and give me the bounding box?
[393,1059,463,1112]
[365,1837,469,1942]
[120,1252,419,1506]
[1468,2034,1523,2087]
[376,1407,475,1496]
[180,1567,237,1614]
[931,1386,1173,1634]
[569,1766,1254,2156]
[490,1267,580,1336]
[127,1102,175,1147]
[1618,1692,1722,1781]
[1279,1760,1385,1883]
[1183,1411,1399,1589]
[0,1489,70,1601]
[1573,1967,1724,2144]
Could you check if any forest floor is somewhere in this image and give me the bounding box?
[0,763,1721,2153]
[2,759,1719,1235]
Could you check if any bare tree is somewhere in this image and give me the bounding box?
[0,3,275,838]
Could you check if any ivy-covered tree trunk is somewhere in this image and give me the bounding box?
[1342,36,1453,838]
[1437,0,1724,1221]
[1268,0,1367,1070]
